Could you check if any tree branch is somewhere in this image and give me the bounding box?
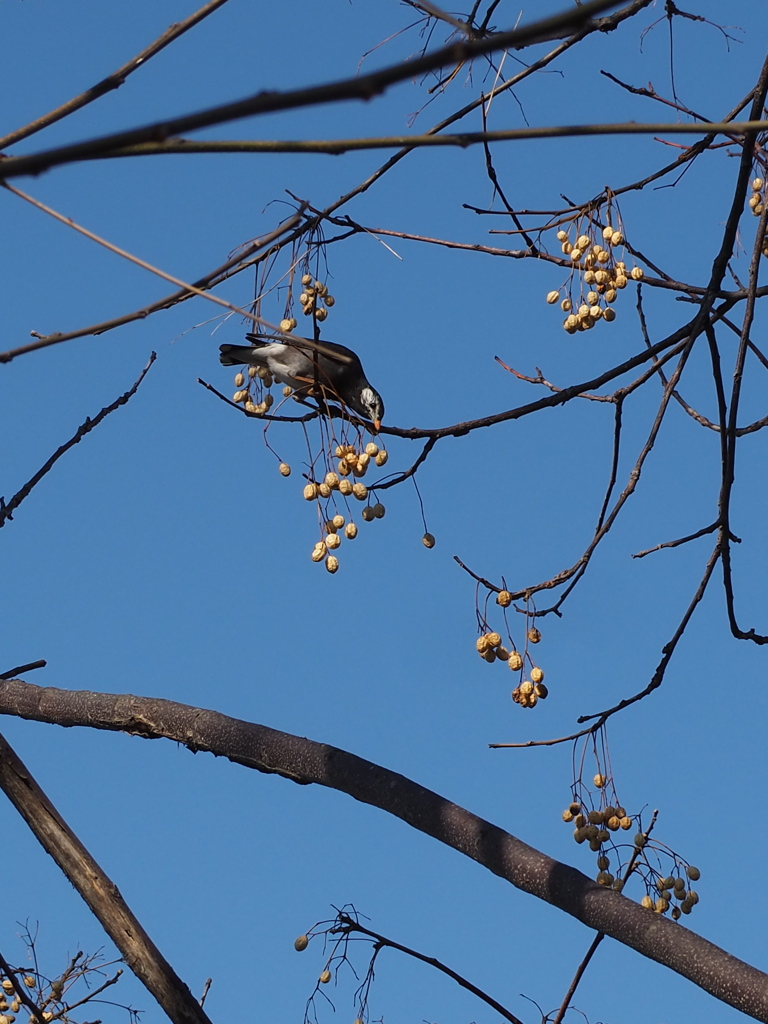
[1,679,768,1021]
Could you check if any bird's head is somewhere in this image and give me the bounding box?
[358,386,384,432]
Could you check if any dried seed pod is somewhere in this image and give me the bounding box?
[583,252,596,269]
[352,482,368,501]
[362,506,375,522]
[671,906,681,921]
[630,266,644,280]
[234,372,245,387]
[578,304,591,318]
[483,648,497,663]
[375,450,389,466]
[641,895,653,910]
[339,479,353,496]
[301,273,312,285]
[574,814,586,828]
[338,460,351,476]
[680,900,693,915]
[232,390,246,403]
[244,401,258,414]
[583,270,596,284]
[587,810,603,825]
[0,985,11,996]
[607,815,621,831]
[527,627,541,643]
[561,298,572,312]
[326,295,335,307]
[283,385,293,397]
[570,248,583,263]
[487,632,502,648]
[520,680,534,695]
[365,442,379,456]
[556,229,569,241]
[325,556,339,574]
[345,522,358,540]
[749,194,761,209]
[596,872,612,886]
[686,865,701,881]
[603,307,616,322]
[573,827,586,844]
[332,514,345,529]
[325,472,340,489]
[602,225,614,240]
[303,483,318,501]
[593,773,605,788]
[422,532,436,548]
[294,935,309,951]
[318,483,331,498]
[614,273,628,289]
[311,545,326,563]
[752,177,764,191]
[577,234,591,250]
[611,231,623,246]
[634,832,647,848]
[655,897,670,914]
[588,837,602,852]
[316,307,328,321]
[497,590,512,607]
[530,666,543,683]
[299,293,309,305]
[564,314,579,331]
[597,855,610,870]
[687,890,699,904]
[569,801,581,814]
[594,269,610,285]
[319,969,332,983]
[589,305,602,319]
[326,533,341,550]
[586,291,599,305]
[507,651,523,671]
[280,318,293,332]
[372,502,386,519]
[546,290,560,304]
[562,241,573,255]
[605,288,617,303]
[562,808,574,823]
[279,462,291,477]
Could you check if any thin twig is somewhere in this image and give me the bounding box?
[0,353,156,529]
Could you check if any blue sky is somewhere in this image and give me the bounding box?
[1,2,767,1023]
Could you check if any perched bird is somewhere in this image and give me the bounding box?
[220,334,384,430]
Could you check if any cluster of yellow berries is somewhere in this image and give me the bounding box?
[748,177,768,257]
[547,223,644,333]
[231,363,281,417]
[0,975,47,1024]
[298,273,335,321]
[476,612,547,708]
[279,442,390,573]
[562,779,634,890]
[639,863,701,919]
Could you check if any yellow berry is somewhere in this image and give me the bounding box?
[561,298,572,312]
[375,450,388,467]
[325,556,339,574]
[303,483,318,501]
[422,532,435,548]
[365,442,379,456]
[530,666,543,683]
[352,483,368,501]
[345,522,358,540]
[279,463,291,477]
[527,627,541,643]
[234,372,245,387]
[603,307,616,322]
[339,479,353,496]
[507,651,523,671]
[630,266,644,280]
[326,533,341,550]
[546,290,560,304]
[593,773,606,788]
[319,969,332,983]
[280,319,293,332]
[497,590,512,607]
[611,231,623,246]
[294,935,309,951]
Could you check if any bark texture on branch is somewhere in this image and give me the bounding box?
[0,729,213,1024]
[1,679,767,1021]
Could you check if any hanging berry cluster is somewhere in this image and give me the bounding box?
[475,593,548,708]
[748,176,768,260]
[562,743,702,919]
[546,220,644,333]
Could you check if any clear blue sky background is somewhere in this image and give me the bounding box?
[1,2,767,1023]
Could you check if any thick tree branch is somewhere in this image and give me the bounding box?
[1,679,768,1021]
[0,731,213,1024]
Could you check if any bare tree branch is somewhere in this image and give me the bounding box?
[0,731,214,1024]
[1,679,768,1021]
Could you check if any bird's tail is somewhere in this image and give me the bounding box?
[219,342,267,366]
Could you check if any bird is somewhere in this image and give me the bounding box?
[220,334,384,430]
